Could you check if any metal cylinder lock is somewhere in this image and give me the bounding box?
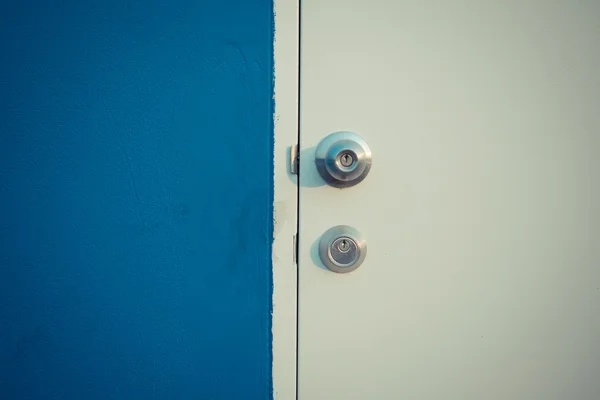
[318,225,367,273]
[315,131,372,188]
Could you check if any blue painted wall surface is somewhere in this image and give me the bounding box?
[0,1,273,398]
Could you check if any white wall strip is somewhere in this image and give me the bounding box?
[272,0,299,398]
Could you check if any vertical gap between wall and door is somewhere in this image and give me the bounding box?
[295,0,302,399]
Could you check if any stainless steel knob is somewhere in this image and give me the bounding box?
[315,131,372,188]
[318,225,367,273]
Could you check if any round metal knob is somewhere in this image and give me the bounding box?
[315,131,372,188]
[318,225,367,273]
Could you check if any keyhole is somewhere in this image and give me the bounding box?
[337,239,350,253]
[340,152,354,167]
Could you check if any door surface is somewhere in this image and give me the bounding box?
[298,1,600,399]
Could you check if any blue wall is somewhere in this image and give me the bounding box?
[0,1,273,398]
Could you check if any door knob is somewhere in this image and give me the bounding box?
[315,131,372,188]
[318,225,367,273]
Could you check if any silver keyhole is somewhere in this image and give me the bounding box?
[339,152,354,167]
[337,238,350,252]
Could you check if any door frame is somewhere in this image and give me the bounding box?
[272,0,299,398]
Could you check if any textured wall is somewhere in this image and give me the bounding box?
[0,1,273,398]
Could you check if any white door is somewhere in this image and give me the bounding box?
[298,1,600,399]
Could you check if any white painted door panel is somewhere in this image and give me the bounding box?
[298,1,600,399]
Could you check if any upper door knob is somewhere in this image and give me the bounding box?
[315,131,372,188]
